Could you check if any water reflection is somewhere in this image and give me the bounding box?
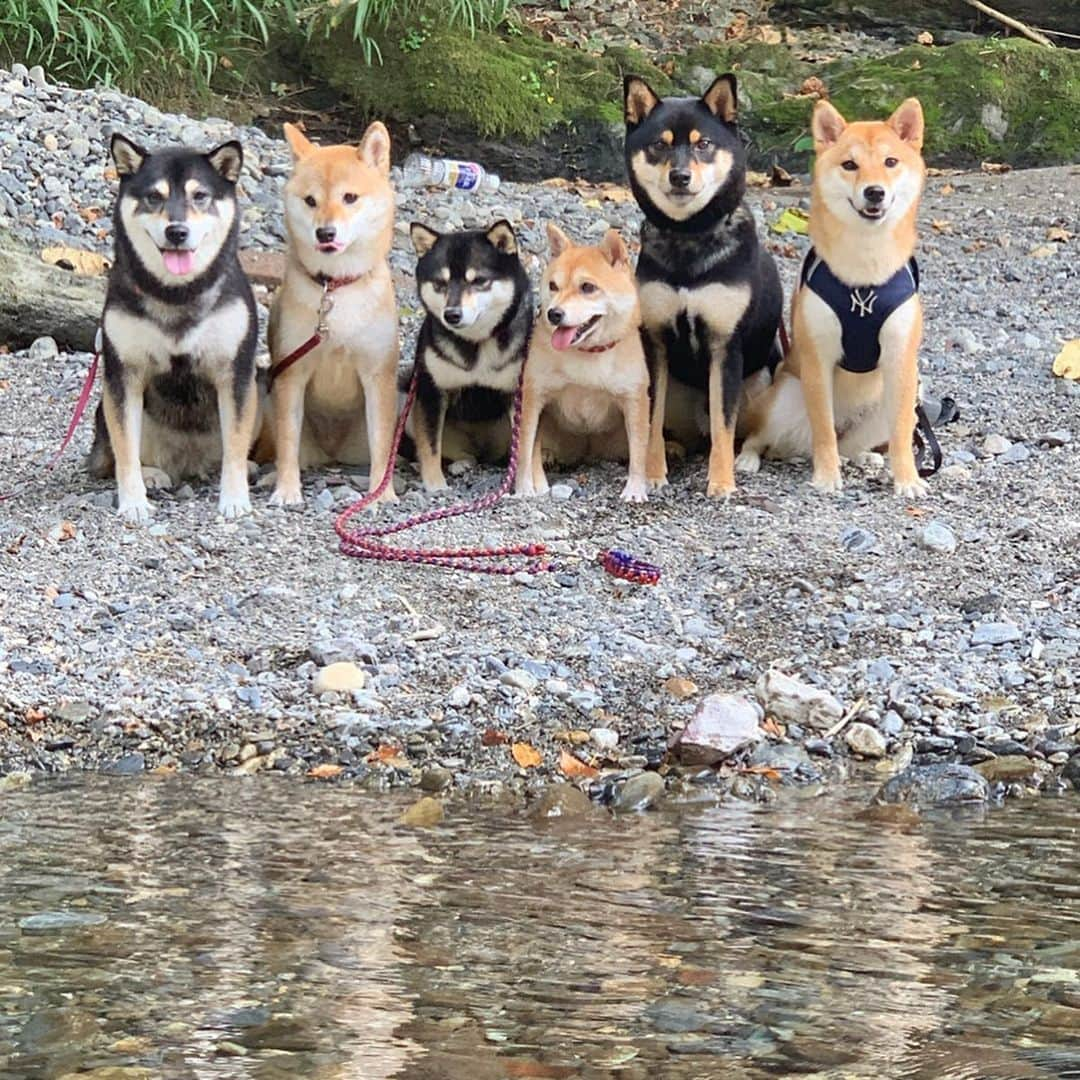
[0,777,1077,1078]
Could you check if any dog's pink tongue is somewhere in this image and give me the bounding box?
[551,325,578,351]
[163,249,195,275]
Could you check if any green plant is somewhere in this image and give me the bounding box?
[300,0,516,64]
[0,0,286,91]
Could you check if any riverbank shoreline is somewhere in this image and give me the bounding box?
[1,72,1077,808]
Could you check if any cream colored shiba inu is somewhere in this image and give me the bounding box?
[515,224,650,503]
[261,122,399,506]
[737,98,929,497]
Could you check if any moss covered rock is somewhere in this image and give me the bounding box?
[749,40,1080,167]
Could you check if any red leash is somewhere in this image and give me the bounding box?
[333,358,661,584]
[0,329,101,503]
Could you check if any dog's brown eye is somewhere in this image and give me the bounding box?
[580,282,597,295]
[548,281,558,292]
[304,194,316,207]
[696,138,712,150]
[841,160,858,172]
[651,140,669,153]
[472,276,489,289]
[192,190,210,206]
[884,156,899,168]
[343,192,358,204]
[144,192,164,207]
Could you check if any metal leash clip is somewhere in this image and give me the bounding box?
[317,281,335,336]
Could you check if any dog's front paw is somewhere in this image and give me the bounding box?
[371,486,398,506]
[141,466,173,491]
[269,482,303,508]
[810,469,843,494]
[735,448,761,475]
[706,478,736,499]
[894,476,929,500]
[219,491,252,519]
[422,476,449,494]
[117,497,152,524]
[621,477,648,503]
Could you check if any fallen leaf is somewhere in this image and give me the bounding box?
[740,764,782,781]
[78,206,104,223]
[24,708,47,724]
[149,764,177,776]
[770,207,809,236]
[1046,226,1071,242]
[559,748,598,780]
[663,676,699,700]
[57,520,77,541]
[746,170,770,187]
[41,246,110,276]
[307,763,343,779]
[511,742,542,769]
[931,219,953,234]
[980,161,1011,175]
[917,30,934,45]
[939,182,955,196]
[761,717,784,737]
[905,505,929,517]
[1053,339,1080,380]
[481,727,508,746]
[770,164,794,187]
[1029,244,1057,259]
[366,744,407,766]
[797,76,828,98]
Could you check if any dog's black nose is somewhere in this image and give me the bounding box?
[669,169,692,190]
[164,223,189,246]
[315,226,337,243]
[443,307,463,326]
[864,185,886,205]
[547,307,564,326]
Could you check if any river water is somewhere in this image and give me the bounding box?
[1,776,1077,1079]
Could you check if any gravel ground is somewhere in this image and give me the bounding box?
[1,68,1077,804]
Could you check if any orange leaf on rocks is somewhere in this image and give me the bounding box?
[1046,226,1071,243]
[761,717,784,738]
[741,764,782,782]
[41,246,109,276]
[307,763,343,779]
[663,676,698,700]
[939,182,955,196]
[981,161,1011,175]
[481,728,508,746]
[559,748,598,780]
[511,742,542,769]
[24,708,47,724]
[367,744,406,766]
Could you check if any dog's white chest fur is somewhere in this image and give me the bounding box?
[424,338,520,393]
[105,297,249,377]
[638,281,752,340]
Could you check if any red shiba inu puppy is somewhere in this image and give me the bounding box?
[262,122,399,506]
[737,98,929,497]
[515,224,650,503]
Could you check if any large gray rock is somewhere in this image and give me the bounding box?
[757,670,844,731]
[672,694,763,765]
[875,763,990,807]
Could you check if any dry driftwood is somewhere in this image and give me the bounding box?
[0,240,105,352]
[960,0,1056,47]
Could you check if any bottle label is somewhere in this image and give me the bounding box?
[447,161,481,190]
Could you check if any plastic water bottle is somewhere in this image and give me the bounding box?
[401,153,501,194]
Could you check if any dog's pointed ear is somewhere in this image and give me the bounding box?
[702,74,738,123]
[410,222,440,257]
[599,228,630,269]
[888,97,924,150]
[110,133,147,177]
[486,220,517,255]
[207,141,243,183]
[812,100,847,150]
[359,121,391,175]
[546,222,573,257]
[283,122,314,161]
[624,76,660,126]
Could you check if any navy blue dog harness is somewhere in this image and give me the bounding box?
[800,248,919,374]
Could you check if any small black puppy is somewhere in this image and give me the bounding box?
[406,221,532,490]
[624,74,782,497]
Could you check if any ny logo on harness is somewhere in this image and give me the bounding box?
[850,288,878,318]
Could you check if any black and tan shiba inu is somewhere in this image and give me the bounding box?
[516,224,650,503]
[87,134,259,522]
[406,221,532,490]
[737,99,930,498]
[261,122,399,506]
[624,74,783,497]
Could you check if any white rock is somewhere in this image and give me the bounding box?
[589,727,619,751]
[313,662,366,694]
[920,521,957,554]
[674,694,763,765]
[756,670,844,732]
[845,722,887,759]
[500,669,538,692]
[983,433,1012,456]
